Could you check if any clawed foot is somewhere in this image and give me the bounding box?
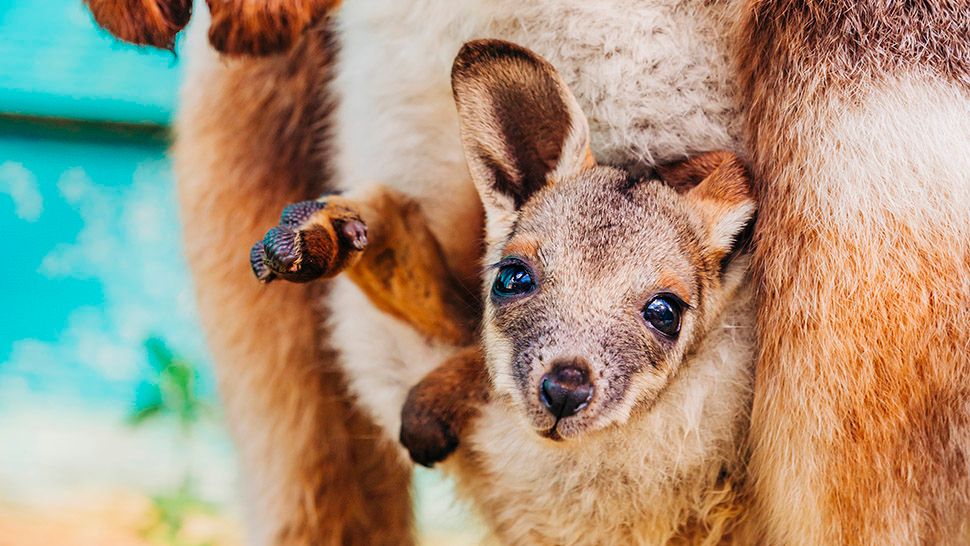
[251,197,368,283]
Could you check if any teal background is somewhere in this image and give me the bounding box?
[0,0,180,124]
[0,0,212,409]
[0,0,238,514]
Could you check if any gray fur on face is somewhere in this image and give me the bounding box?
[486,166,728,438]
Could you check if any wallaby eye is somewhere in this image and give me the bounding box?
[642,295,682,338]
[492,261,536,299]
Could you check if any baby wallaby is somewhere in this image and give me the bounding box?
[251,40,758,545]
[412,41,757,545]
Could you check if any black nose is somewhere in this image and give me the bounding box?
[540,363,593,418]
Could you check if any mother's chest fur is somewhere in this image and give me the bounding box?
[324,0,747,453]
[330,0,743,275]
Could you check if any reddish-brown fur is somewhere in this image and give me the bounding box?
[400,347,488,467]
[86,0,192,51]
[206,0,337,56]
[173,28,413,545]
[738,1,970,543]
[86,0,335,55]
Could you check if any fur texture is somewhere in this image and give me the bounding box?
[85,0,337,55]
[206,0,337,56]
[434,44,758,543]
[176,18,413,545]
[326,0,745,460]
[738,1,970,544]
[86,0,192,50]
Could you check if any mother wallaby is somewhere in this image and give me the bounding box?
[87,1,970,544]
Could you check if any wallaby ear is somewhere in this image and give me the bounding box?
[451,40,593,219]
[86,0,192,50]
[681,152,756,257]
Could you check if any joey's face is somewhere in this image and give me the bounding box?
[450,39,754,441]
[483,167,725,439]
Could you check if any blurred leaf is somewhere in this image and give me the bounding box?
[143,484,220,546]
[145,337,176,374]
[129,400,164,425]
[129,380,164,425]
[130,336,210,432]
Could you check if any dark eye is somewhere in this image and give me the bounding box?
[642,295,682,338]
[492,261,536,299]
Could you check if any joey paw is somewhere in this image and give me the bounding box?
[400,393,460,468]
[251,199,367,283]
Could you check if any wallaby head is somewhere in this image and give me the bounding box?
[452,40,756,440]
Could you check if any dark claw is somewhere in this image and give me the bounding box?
[251,195,366,285]
[339,219,369,251]
[261,226,302,273]
[250,240,276,283]
[280,200,327,228]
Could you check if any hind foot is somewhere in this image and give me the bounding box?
[251,196,368,284]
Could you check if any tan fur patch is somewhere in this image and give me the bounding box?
[656,270,693,307]
[502,238,540,259]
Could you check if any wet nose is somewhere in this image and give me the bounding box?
[540,362,593,418]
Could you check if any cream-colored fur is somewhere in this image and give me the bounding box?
[326,0,744,452]
[458,280,755,545]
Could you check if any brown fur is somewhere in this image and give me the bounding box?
[206,0,338,57]
[173,27,413,545]
[86,0,337,56]
[342,190,480,346]
[86,0,192,51]
[738,1,970,544]
[400,347,488,467]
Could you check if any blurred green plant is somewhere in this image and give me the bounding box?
[130,337,223,546]
[143,482,220,546]
[130,337,211,432]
